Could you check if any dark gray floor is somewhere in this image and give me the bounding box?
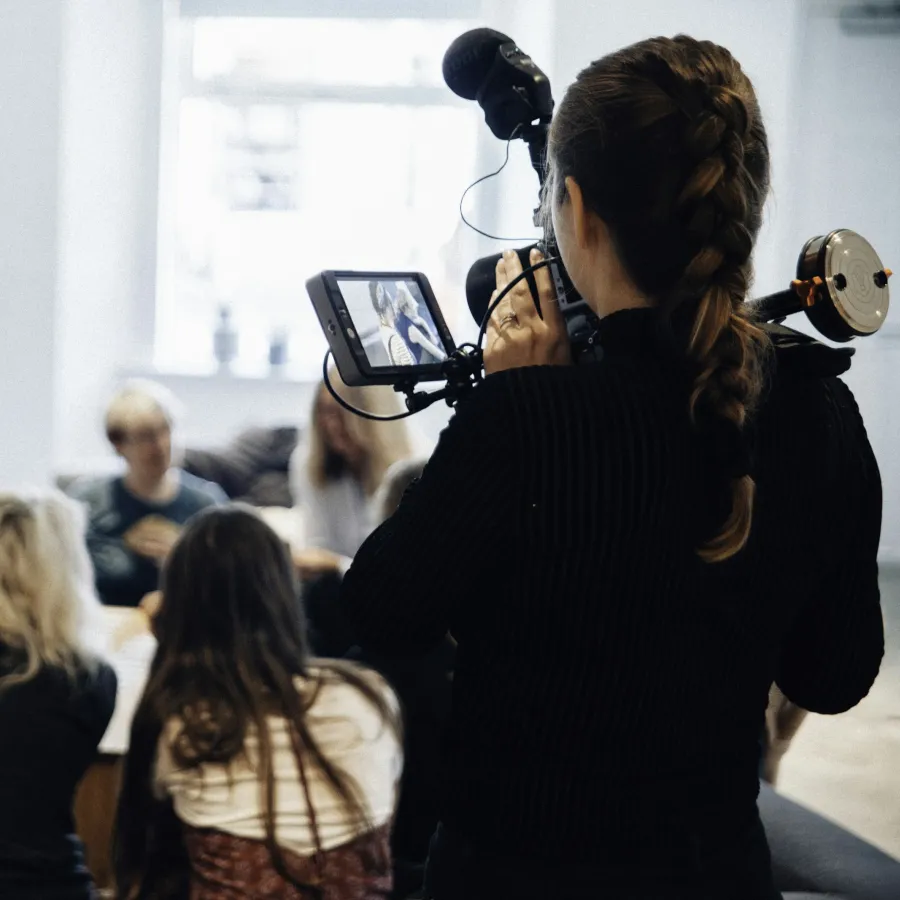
[776,565,900,858]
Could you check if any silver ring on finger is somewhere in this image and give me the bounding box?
[498,311,519,329]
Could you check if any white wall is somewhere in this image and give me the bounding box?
[782,3,900,558]
[550,0,803,297]
[0,1,64,486]
[54,0,165,472]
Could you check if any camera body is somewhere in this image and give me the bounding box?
[464,243,603,365]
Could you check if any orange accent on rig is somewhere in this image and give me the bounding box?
[790,276,824,308]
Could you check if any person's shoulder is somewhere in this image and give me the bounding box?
[176,470,228,507]
[468,361,654,426]
[306,662,400,723]
[763,367,863,442]
[67,475,119,510]
[2,658,117,722]
[760,325,866,433]
[759,368,878,501]
[81,656,118,698]
[73,657,118,720]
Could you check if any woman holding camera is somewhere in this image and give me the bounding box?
[342,35,883,900]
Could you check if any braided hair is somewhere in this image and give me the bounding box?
[548,35,771,562]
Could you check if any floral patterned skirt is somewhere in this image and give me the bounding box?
[182,824,393,900]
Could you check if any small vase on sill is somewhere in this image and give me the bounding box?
[213,306,238,374]
[268,329,289,378]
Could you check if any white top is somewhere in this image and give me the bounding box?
[93,606,157,756]
[289,445,375,561]
[154,668,402,856]
[289,434,431,564]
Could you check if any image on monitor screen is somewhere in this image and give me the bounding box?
[337,278,450,369]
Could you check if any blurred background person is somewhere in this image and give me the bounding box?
[114,506,402,899]
[0,490,117,900]
[290,373,413,656]
[69,379,226,608]
[394,282,447,365]
[290,372,413,575]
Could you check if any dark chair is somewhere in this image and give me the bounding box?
[760,782,900,900]
[182,425,300,507]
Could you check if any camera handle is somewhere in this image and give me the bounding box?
[398,256,556,414]
[395,345,485,414]
[520,122,550,227]
[321,348,481,422]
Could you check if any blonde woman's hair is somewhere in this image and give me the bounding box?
[105,378,184,445]
[307,368,413,496]
[0,489,101,690]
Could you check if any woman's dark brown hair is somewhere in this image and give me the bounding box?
[113,505,401,898]
[547,35,771,561]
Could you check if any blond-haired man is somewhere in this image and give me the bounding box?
[69,380,226,607]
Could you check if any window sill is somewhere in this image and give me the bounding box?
[120,365,321,386]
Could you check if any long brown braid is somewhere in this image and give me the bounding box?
[548,35,772,561]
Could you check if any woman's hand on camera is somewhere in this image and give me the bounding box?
[484,248,571,375]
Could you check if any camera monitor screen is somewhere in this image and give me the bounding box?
[306,270,456,386]
[337,277,451,369]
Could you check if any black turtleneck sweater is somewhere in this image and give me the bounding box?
[0,654,117,900]
[341,309,883,885]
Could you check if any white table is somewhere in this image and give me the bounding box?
[95,608,156,755]
[76,607,156,891]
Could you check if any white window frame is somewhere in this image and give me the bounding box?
[152,0,509,377]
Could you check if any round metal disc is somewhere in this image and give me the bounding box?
[824,229,890,335]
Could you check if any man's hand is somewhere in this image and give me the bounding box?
[124,516,181,563]
[109,594,160,650]
[293,547,343,581]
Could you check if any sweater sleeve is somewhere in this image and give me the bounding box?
[775,379,884,714]
[68,479,140,598]
[202,481,230,506]
[341,374,518,656]
[289,442,307,508]
[80,660,119,748]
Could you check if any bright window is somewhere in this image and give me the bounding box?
[156,15,484,377]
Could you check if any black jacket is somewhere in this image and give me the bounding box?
[0,652,117,899]
[342,309,883,896]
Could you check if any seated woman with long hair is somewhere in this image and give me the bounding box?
[0,490,117,900]
[289,374,412,656]
[290,372,412,577]
[114,505,402,900]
